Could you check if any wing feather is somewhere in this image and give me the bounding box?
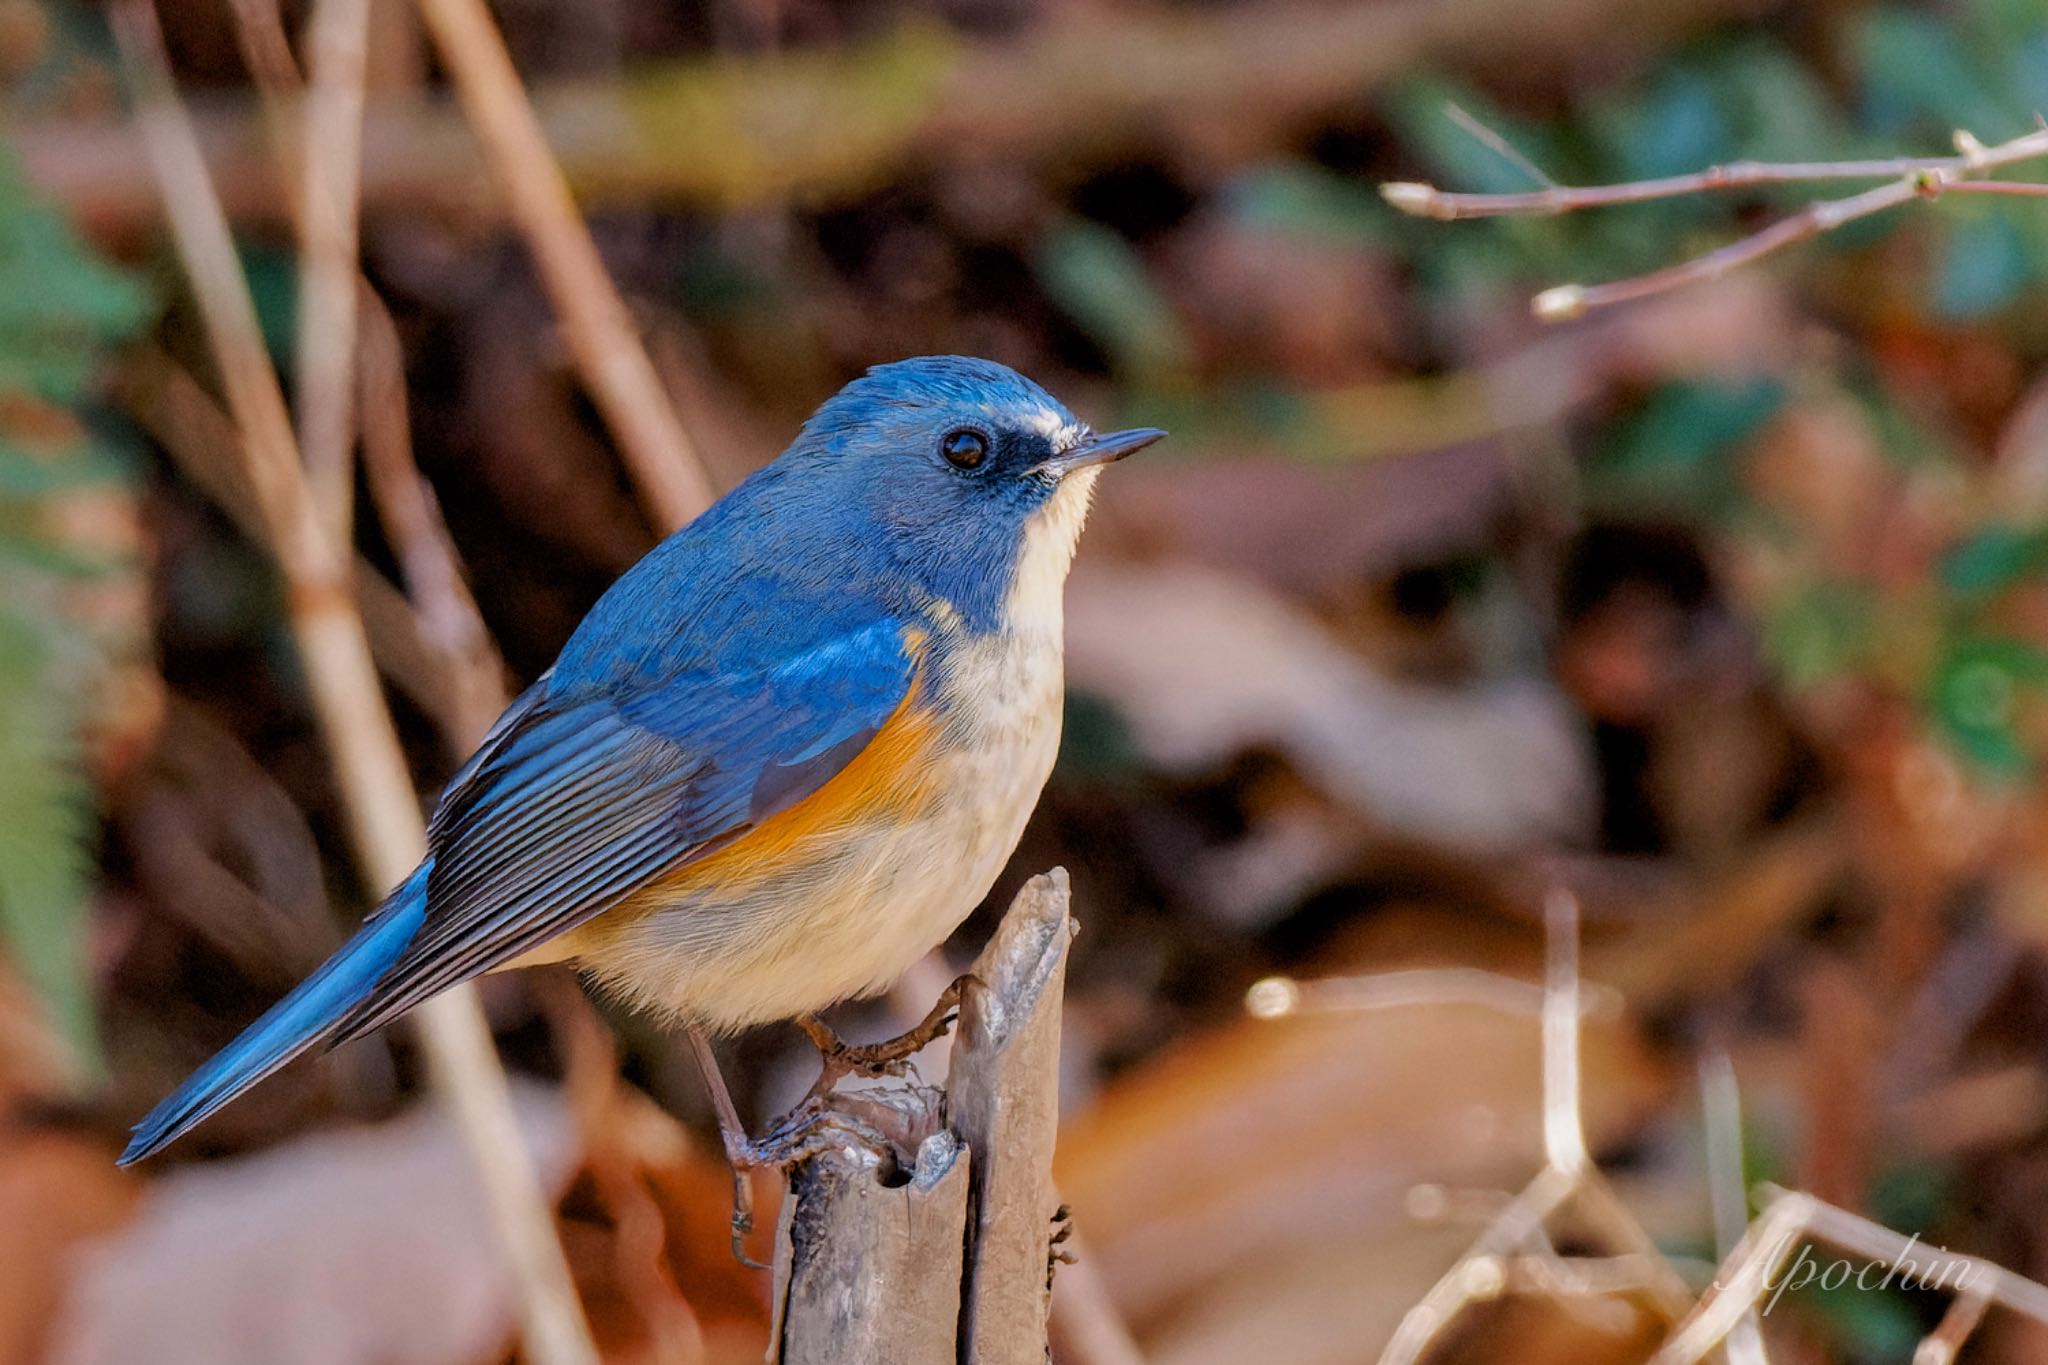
[329,617,919,1042]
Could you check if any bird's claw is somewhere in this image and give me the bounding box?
[795,973,981,1091]
[713,975,984,1267]
[718,1100,899,1266]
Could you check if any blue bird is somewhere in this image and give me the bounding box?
[121,356,1163,1191]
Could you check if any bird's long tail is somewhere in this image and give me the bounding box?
[118,863,431,1165]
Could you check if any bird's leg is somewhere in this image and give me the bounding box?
[685,1027,896,1268]
[686,1028,770,1267]
[794,974,979,1094]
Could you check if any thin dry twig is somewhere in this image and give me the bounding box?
[1915,1284,1992,1365]
[216,0,507,745]
[225,0,305,126]
[1245,966,1624,1021]
[1382,123,2048,319]
[1699,1047,1767,1365]
[1362,889,2048,1365]
[355,290,512,749]
[111,6,597,1362]
[411,0,715,532]
[1650,1185,2048,1364]
[1541,887,1586,1175]
[1331,885,2048,1365]
[295,0,372,536]
[1376,889,1691,1365]
[121,344,473,729]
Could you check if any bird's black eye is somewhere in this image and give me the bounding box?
[940,428,989,471]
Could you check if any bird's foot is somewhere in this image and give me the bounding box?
[717,1099,897,1267]
[794,973,981,1092]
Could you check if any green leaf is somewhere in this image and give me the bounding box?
[1799,1274,1928,1360]
[1035,219,1191,380]
[0,147,156,1070]
[1929,635,2048,775]
[1595,65,1734,182]
[1589,378,1784,509]
[1856,7,2022,139]
[1765,583,1880,689]
[1713,38,1848,162]
[0,614,97,1064]
[0,154,152,401]
[0,431,130,499]
[1941,524,2048,596]
[238,243,299,374]
[1222,163,1391,247]
[1932,210,2034,319]
[1868,1157,1956,1239]
[2010,27,2048,113]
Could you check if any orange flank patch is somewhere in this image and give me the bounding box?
[691,691,940,885]
[504,649,943,972]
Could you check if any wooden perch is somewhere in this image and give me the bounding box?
[769,870,1077,1364]
[951,869,1076,1363]
[772,1131,970,1365]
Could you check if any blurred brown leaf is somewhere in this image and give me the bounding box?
[0,1131,138,1365]
[47,1085,579,1365]
[1056,905,1670,1360]
[1067,560,1595,851]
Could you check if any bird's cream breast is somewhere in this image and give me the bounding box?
[576,472,1093,1030]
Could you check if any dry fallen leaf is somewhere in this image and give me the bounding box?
[0,1131,138,1365]
[1066,561,1596,851]
[47,1084,579,1365]
[1055,903,1671,1359]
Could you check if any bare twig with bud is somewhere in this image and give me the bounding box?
[1383,122,2048,319]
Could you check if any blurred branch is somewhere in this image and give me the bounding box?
[1356,879,2048,1365]
[120,347,468,729]
[1245,966,1623,1022]
[1383,123,2048,319]
[1378,889,1693,1365]
[1699,1048,1767,1365]
[109,7,598,1364]
[1046,1229,1147,1365]
[1649,1186,2048,1364]
[211,0,510,743]
[295,0,372,536]
[31,0,1756,227]
[413,0,714,532]
[1540,888,1587,1175]
[356,291,512,748]
[226,0,304,97]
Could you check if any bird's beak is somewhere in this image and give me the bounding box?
[1037,426,1167,477]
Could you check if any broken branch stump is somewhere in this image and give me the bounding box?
[769,869,1077,1364]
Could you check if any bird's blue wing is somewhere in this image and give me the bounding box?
[329,614,918,1042]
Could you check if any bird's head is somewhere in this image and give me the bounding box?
[779,356,1164,632]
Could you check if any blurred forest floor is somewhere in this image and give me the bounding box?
[9,0,2048,1362]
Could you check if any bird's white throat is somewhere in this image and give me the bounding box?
[1005,465,1099,636]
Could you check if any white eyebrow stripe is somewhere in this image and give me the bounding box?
[1021,407,1086,446]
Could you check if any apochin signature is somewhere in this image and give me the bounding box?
[1734,1232,1978,1315]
